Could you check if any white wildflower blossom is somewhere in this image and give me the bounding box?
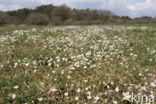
[76,88,81,93]
[67,75,71,79]
[14,85,19,89]
[113,100,118,104]
[12,94,16,99]
[87,95,92,99]
[75,96,79,100]
[25,63,29,66]
[64,92,68,96]
[150,82,156,87]
[94,96,100,101]
[38,97,43,101]
[115,87,119,92]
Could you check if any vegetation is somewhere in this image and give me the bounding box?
[0,25,155,103]
[0,12,12,25]
[0,4,155,26]
[24,13,50,25]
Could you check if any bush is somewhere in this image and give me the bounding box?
[50,16,62,25]
[24,13,49,25]
[0,12,12,25]
[64,19,73,25]
[51,4,71,21]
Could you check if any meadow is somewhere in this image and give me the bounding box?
[0,25,156,104]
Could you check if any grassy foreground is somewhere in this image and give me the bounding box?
[0,25,156,104]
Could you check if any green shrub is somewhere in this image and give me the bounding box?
[0,12,12,25]
[24,13,49,25]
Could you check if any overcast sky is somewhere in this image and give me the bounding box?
[0,0,156,17]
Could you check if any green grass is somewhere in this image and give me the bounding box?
[0,25,155,104]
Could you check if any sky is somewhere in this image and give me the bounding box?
[0,0,156,17]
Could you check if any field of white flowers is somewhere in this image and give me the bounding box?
[0,25,156,104]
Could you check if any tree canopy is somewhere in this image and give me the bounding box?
[0,4,154,25]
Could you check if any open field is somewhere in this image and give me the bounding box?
[0,25,156,104]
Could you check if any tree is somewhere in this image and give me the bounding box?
[35,4,55,18]
[133,16,152,23]
[50,16,62,25]
[121,16,131,23]
[24,13,50,25]
[152,17,156,23]
[8,8,32,23]
[98,10,114,16]
[51,4,71,21]
[0,12,12,25]
[71,9,88,21]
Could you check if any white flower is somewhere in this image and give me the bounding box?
[94,96,100,101]
[49,87,57,92]
[67,75,71,79]
[104,91,108,95]
[150,82,156,87]
[84,80,88,83]
[0,64,4,68]
[40,82,44,86]
[14,85,19,89]
[87,95,92,99]
[34,69,37,73]
[38,97,43,101]
[14,62,18,67]
[71,84,74,86]
[85,87,89,91]
[48,87,57,95]
[87,91,91,95]
[75,96,79,100]
[70,66,75,70]
[12,94,16,99]
[138,73,142,76]
[48,63,52,66]
[113,100,118,104]
[52,71,56,73]
[25,71,28,74]
[64,92,68,96]
[115,87,119,92]
[107,85,110,89]
[33,60,37,65]
[25,63,29,66]
[76,88,81,93]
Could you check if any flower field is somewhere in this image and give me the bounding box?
[0,25,156,104]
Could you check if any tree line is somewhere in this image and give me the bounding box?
[0,4,156,26]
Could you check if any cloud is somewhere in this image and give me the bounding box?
[35,0,140,17]
[0,0,42,11]
[127,0,156,17]
[127,0,152,11]
[0,0,156,17]
[0,4,23,11]
[97,0,132,16]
